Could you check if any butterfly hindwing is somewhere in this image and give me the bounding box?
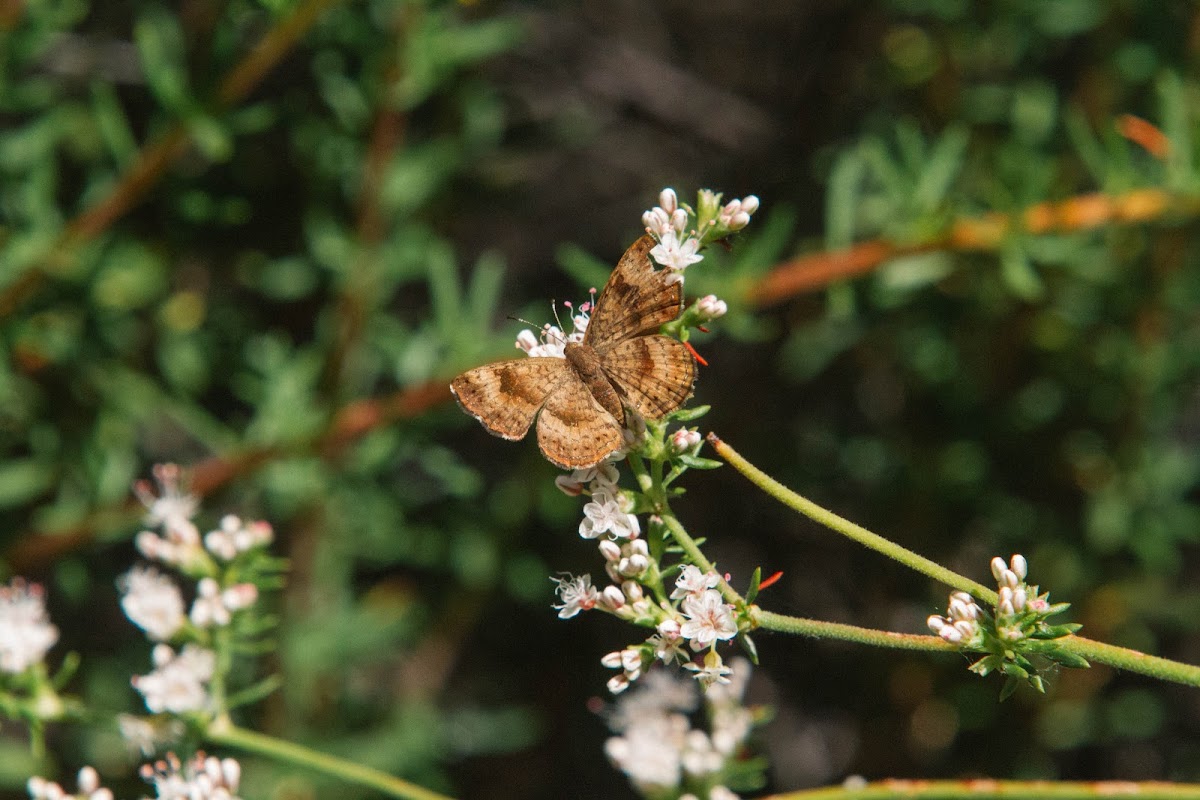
[536,368,625,469]
[450,358,568,441]
[585,235,683,352]
[599,334,696,419]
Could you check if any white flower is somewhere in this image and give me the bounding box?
[555,462,620,496]
[681,729,723,776]
[28,766,114,800]
[120,567,186,641]
[671,565,720,599]
[117,714,185,758]
[0,579,58,674]
[579,490,640,539]
[685,653,734,688]
[139,752,242,800]
[605,709,688,791]
[642,189,689,238]
[650,231,703,275]
[717,195,759,231]
[134,464,199,533]
[204,516,273,561]
[551,574,599,619]
[679,590,738,649]
[132,644,215,715]
[669,428,702,454]
[647,632,687,665]
[696,294,728,321]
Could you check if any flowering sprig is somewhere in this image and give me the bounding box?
[0,578,82,756]
[28,752,244,800]
[547,190,760,707]
[123,465,285,729]
[928,554,1085,699]
[603,660,767,800]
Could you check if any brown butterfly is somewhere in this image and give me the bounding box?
[450,235,697,469]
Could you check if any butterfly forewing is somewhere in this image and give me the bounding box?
[599,335,696,419]
[450,358,568,440]
[536,368,626,469]
[585,235,683,352]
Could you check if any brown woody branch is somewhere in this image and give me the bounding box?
[0,0,346,317]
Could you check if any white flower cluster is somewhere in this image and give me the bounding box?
[131,644,217,715]
[557,462,639,539]
[604,661,756,800]
[29,753,242,800]
[642,188,759,283]
[560,563,740,695]
[28,766,112,800]
[123,466,272,717]
[514,294,594,359]
[139,752,242,800]
[0,578,59,675]
[928,554,1051,645]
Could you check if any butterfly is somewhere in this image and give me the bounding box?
[450,235,697,470]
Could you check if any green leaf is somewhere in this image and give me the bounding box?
[1000,241,1044,300]
[738,632,760,665]
[134,6,190,112]
[745,567,762,605]
[667,405,711,422]
[676,454,723,470]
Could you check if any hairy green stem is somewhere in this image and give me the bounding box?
[207,718,455,800]
[759,778,1200,799]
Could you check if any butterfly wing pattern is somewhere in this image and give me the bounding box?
[450,234,696,469]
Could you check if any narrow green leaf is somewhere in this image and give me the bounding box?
[676,454,723,470]
[745,567,762,605]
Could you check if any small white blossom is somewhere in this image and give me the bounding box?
[671,565,720,599]
[679,590,739,650]
[717,195,759,231]
[556,462,620,496]
[132,644,215,715]
[0,579,58,674]
[579,490,640,539]
[134,464,198,533]
[685,651,734,688]
[120,567,186,642]
[28,766,114,800]
[117,714,186,757]
[203,515,273,561]
[600,585,626,610]
[140,752,242,800]
[551,574,599,619]
[650,231,703,276]
[696,294,728,321]
[669,428,702,454]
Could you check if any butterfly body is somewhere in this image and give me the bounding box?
[450,235,696,470]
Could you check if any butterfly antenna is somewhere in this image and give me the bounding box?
[506,315,541,328]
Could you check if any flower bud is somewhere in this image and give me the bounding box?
[1010,554,1028,580]
[659,188,678,215]
[598,539,622,562]
[601,585,626,609]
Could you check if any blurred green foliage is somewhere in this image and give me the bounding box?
[1,0,1199,797]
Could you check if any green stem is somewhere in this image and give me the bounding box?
[755,609,958,652]
[207,717,456,800]
[1063,635,1200,688]
[708,434,995,603]
[758,778,1200,799]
